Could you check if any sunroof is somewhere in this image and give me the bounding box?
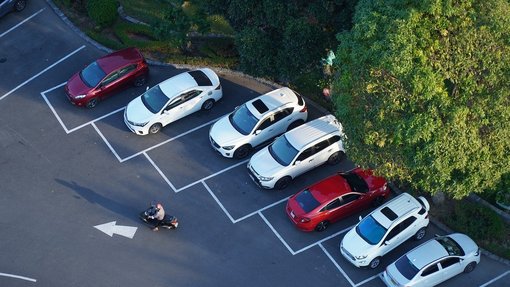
[251,99,269,113]
[380,207,398,221]
[188,70,212,86]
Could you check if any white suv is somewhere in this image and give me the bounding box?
[209,87,308,159]
[247,114,345,190]
[340,192,430,269]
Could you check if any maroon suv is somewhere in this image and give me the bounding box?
[65,47,149,108]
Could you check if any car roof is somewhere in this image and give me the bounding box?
[246,87,299,119]
[159,68,217,99]
[371,193,421,229]
[285,114,343,150]
[406,238,448,270]
[96,47,143,74]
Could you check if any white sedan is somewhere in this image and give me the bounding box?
[124,68,222,135]
[382,233,480,287]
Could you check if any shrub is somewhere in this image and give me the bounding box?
[86,0,118,27]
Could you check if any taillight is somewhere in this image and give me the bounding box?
[300,105,307,113]
[299,217,311,223]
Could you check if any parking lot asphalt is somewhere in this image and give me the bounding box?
[0,1,509,286]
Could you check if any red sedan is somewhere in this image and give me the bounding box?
[65,47,149,108]
[286,168,390,232]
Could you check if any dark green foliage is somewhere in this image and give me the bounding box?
[154,6,191,44]
[333,0,510,198]
[86,0,118,27]
[446,201,505,241]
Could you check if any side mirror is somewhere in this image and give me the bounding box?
[294,160,301,165]
[254,130,261,135]
[358,215,363,221]
[384,241,389,246]
[146,86,149,91]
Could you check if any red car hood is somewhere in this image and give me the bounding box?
[66,72,92,97]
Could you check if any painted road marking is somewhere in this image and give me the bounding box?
[1,45,85,100]
[479,270,510,287]
[0,272,37,283]
[320,243,355,287]
[0,8,45,38]
[94,221,137,239]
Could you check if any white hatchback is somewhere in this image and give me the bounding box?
[124,68,222,135]
[340,192,430,269]
[247,114,345,190]
[382,233,480,287]
[209,87,308,159]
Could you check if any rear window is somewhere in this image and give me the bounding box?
[293,90,304,106]
[395,255,419,280]
[295,189,320,213]
[188,70,212,86]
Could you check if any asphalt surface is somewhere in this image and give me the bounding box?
[0,2,509,286]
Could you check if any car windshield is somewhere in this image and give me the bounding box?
[356,215,387,245]
[395,255,419,280]
[229,104,259,135]
[295,189,320,213]
[436,236,465,256]
[80,61,106,88]
[268,135,299,166]
[341,172,369,193]
[141,85,169,114]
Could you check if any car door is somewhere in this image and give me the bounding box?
[337,193,363,219]
[290,146,316,178]
[319,198,342,223]
[438,257,463,282]
[251,114,277,147]
[380,216,417,255]
[96,70,122,99]
[309,138,332,167]
[160,96,184,126]
[416,263,444,287]
[177,90,203,118]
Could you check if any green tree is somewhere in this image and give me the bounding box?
[333,0,510,198]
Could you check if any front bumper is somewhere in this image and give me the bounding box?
[340,244,370,268]
[247,163,273,189]
[124,112,148,135]
[209,136,234,158]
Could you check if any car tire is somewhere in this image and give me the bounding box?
[327,151,345,165]
[369,257,381,269]
[414,227,427,241]
[314,221,329,232]
[372,196,385,207]
[86,98,98,108]
[233,145,252,159]
[149,123,162,134]
[133,75,147,87]
[274,176,291,190]
[201,99,215,111]
[14,0,26,12]
[463,262,477,273]
[287,120,304,132]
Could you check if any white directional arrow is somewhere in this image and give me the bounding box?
[94,221,138,239]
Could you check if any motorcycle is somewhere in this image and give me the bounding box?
[139,204,179,230]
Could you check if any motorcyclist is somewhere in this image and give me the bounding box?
[150,203,165,231]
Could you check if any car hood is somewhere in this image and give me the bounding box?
[209,115,243,145]
[249,147,283,177]
[449,233,479,255]
[125,96,155,123]
[342,227,374,256]
[66,72,92,97]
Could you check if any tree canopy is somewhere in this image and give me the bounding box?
[333,0,510,198]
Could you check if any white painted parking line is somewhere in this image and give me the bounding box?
[260,212,296,255]
[0,8,45,38]
[319,243,355,287]
[356,273,382,286]
[1,45,85,101]
[233,196,289,223]
[145,152,178,192]
[92,122,122,162]
[0,272,36,283]
[203,181,236,223]
[479,270,510,287]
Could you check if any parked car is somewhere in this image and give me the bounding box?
[209,87,308,159]
[124,68,222,135]
[65,47,149,108]
[382,233,480,287]
[340,192,430,269]
[286,168,390,232]
[0,0,27,18]
[247,114,345,190]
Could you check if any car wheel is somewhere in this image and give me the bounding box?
[86,98,98,108]
[327,151,345,165]
[287,120,304,132]
[414,227,427,241]
[149,123,162,134]
[372,196,385,207]
[14,0,26,12]
[201,99,215,111]
[274,176,291,190]
[369,257,381,269]
[315,221,329,232]
[133,75,147,87]
[233,145,252,159]
[463,262,477,273]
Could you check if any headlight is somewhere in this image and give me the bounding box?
[355,255,368,260]
[133,121,149,127]
[260,176,274,181]
[222,145,235,150]
[75,94,86,99]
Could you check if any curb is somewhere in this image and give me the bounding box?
[389,183,510,267]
